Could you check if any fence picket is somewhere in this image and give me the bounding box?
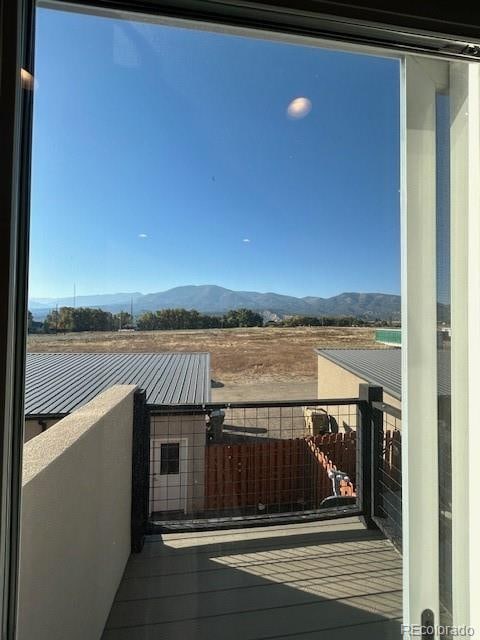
[204,432,356,513]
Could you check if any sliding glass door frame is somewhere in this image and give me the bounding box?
[401,55,442,632]
[0,1,35,639]
[465,66,480,635]
[2,2,480,638]
[402,54,480,636]
[449,62,480,633]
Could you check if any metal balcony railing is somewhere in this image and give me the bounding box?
[370,396,402,550]
[130,384,402,549]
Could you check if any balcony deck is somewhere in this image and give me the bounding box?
[102,517,402,640]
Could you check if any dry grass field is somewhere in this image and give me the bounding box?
[28,326,382,386]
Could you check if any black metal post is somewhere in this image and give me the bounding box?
[370,394,385,519]
[358,384,383,529]
[131,390,150,553]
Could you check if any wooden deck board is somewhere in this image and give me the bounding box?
[103,517,402,640]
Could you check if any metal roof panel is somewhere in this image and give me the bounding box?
[25,352,211,416]
[315,348,451,400]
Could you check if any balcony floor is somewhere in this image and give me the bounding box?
[102,517,402,640]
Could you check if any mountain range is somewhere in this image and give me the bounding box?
[29,285,401,320]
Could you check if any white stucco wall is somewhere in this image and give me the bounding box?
[317,355,401,430]
[18,385,136,640]
[317,354,401,409]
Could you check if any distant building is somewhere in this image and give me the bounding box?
[25,351,211,515]
[315,347,450,412]
[315,348,401,413]
[375,328,401,347]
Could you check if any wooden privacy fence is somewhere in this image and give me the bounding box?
[205,439,307,512]
[307,432,356,481]
[306,433,356,506]
[204,432,356,513]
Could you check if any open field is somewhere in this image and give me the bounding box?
[28,327,383,393]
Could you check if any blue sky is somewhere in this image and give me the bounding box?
[29,8,400,299]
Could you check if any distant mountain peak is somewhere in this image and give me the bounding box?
[29,285,401,320]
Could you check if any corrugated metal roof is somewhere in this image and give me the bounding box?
[25,352,211,416]
[315,348,451,399]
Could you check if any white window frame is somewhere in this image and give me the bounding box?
[402,55,480,634]
[401,55,442,631]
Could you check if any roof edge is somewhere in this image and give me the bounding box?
[314,348,401,400]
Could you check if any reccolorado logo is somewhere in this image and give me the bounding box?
[401,625,475,637]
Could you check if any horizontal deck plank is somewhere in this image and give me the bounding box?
[103,518,402,640]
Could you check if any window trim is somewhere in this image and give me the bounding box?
[39,0,480,61]
[0,1,35,638]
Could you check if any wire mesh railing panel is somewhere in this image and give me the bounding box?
[148,401,361,527]
[374,403,402,550]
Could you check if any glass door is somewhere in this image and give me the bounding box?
[10,3,480,637]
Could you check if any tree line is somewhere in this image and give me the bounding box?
[278,315,371,327]
[41,307,133,333]
[135,308,263,330]
[33,306,391,334]
[38,306,264,333]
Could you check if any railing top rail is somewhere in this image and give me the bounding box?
[148,397,363,414]
[371,400,402,420]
